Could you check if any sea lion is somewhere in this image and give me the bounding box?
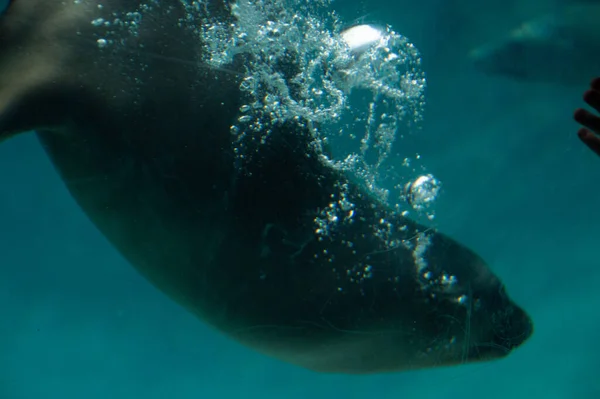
[0,0,533,374]
[469,2,600,86]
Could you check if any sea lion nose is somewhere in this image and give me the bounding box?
[493,306,534,351]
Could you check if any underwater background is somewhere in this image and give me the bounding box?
[1,0,598,397]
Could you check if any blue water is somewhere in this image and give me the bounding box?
[1,0,599,398]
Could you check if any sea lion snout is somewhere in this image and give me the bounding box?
[469,285,533,361]
[470,306,533,362]
[495,305,533,350]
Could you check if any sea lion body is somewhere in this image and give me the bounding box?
[469,3,600,85]
[0,0,532,374]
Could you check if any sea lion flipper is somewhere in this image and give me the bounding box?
[575,77,600,156]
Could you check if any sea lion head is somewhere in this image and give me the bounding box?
[379,230,534,370]
[432,243,533,364]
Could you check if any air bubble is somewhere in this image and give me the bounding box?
[404,174,441,219]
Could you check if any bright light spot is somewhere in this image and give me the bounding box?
[341,24,384,54]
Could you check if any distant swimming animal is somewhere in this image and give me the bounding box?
[469,2,600,86]
[0,0,533,374]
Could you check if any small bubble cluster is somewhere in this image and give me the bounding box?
[180,0,239,66]
[411,229,431,275]
[87,1,159,49]
[313,183,356,240]
[407,231,469,305]
[345,262,374,289]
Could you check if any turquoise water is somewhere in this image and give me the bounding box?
[1,0,599,398]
